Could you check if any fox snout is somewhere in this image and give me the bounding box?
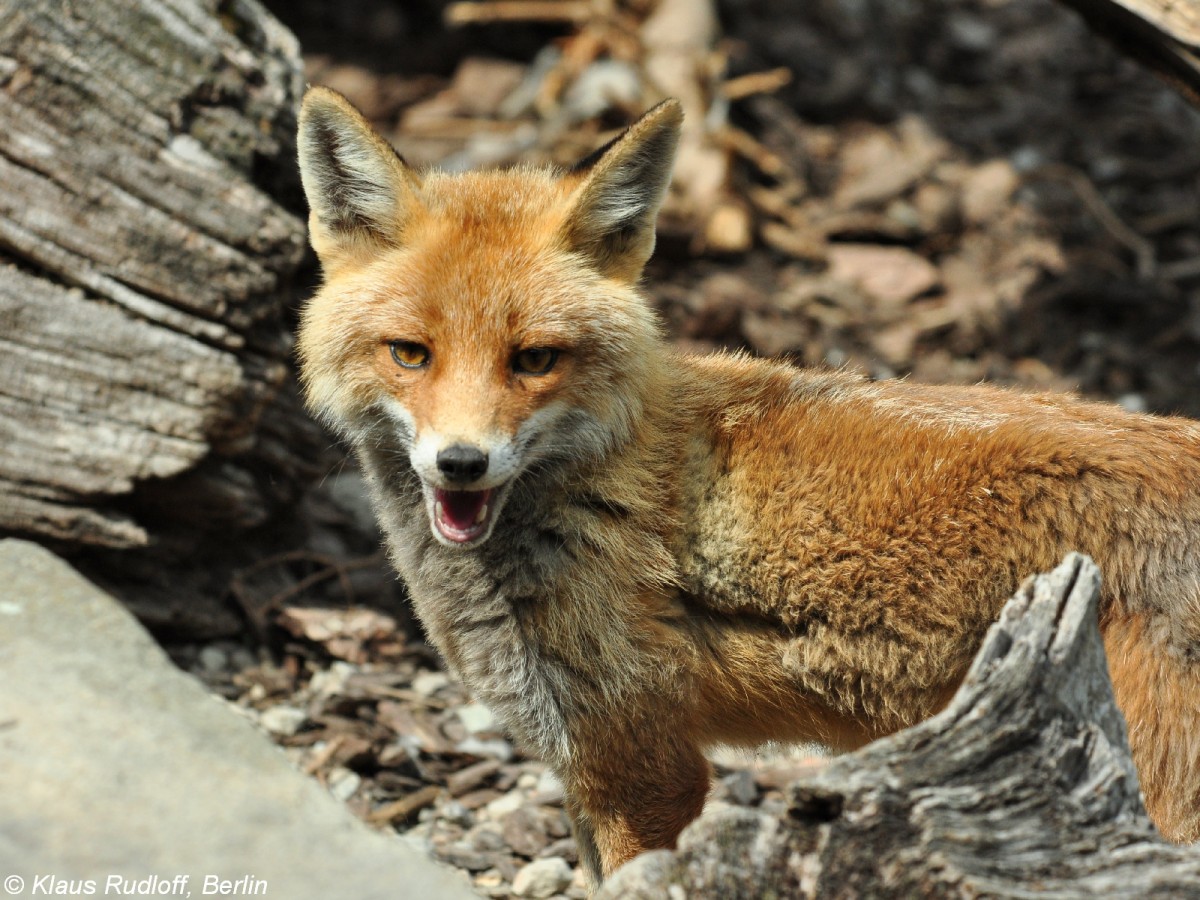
[429,445,496,544]
[406,432,521,548]
[411,430,516,490]
[436,444,489,484]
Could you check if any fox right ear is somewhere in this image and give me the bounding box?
[562,99,682,282]
[297,87,421,266]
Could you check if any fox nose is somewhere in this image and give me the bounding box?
[436,444,489,483]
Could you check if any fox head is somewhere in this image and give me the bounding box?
[296,87,682,547]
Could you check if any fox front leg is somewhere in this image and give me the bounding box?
[563,738,711,884]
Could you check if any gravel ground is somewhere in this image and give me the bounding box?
[173,632,825,898]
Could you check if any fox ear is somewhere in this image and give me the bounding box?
[563,99,682,281]
[297,86,420,266]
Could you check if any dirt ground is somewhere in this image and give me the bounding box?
[173,0,1200,895]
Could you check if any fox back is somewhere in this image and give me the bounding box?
[297,88,1200,882]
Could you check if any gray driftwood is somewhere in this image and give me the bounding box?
[600,554,1200,899]
[0,1,322,632]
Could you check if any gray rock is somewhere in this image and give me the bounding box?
[456,701,499,734]
[719,769,759,806]
[309,661,356,698]
[326,766,362,802]
[0,539,476,899]
[484,789,527,820]
[197,645,229,673]
[531,769,565,806]
[456,736,514,762]
[537,837,578,866]
[466,822,509,854]
[501,807,552,858]
[511,857,573,898]
[259,704,308,736]
[436,842,494,872]
[439,799,475,829]
[413,670,452,697]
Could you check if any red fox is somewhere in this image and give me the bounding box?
[296,87,1200,880]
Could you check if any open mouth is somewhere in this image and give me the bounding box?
[432,487,495,544]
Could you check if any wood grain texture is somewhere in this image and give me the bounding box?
[600,555,1200,898]
[0,0,315,551]
[1059,0,1200,104]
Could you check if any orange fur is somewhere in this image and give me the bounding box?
[296,87,1200,882]
[1103,611,1200,842]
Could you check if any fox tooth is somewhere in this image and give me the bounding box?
[475,503,488,525]
[435,500,445,522]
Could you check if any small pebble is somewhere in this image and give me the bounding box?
[309,661,356,697]
[436,842,493,872]
[485,789,527,820]
[412,670,451,696]
[475,868,504,887]
[228,645,257,671]
[502,806,552,858]
[457,737,514,762]
[721,769,760,806]
[531,770,565,806]
[197,645,228,673]
[512,857,573,899]
[466,821,508,853]
[1118,393,1148,414]
[946,11,996,51]
[259,705,307,736]
[538,837,578,866]
[474,868,505,894]
[456,789,503,811]
[457,701,499,734]
[439,798,474,828]
[326,766,361,802]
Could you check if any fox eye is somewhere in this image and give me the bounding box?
[389,341,429,369]
[513,347,558,375]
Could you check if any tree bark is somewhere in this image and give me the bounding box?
[1057,0,1200,105]
[0,0,324,633]
[600,554,1200,898]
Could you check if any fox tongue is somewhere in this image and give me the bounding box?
[435,488,491,533]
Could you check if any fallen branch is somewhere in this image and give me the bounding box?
[443,0,595,26]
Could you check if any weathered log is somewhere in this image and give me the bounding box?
[1057,0,1200,105]
[600,554,1200,898]
[0,1,326,632]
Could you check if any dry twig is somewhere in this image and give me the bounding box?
[1027,163,1157,279]
[444,1,595,26]
[368,785,444,825]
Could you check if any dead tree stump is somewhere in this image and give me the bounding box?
[0,0,323,634]
[601,554,1200,898]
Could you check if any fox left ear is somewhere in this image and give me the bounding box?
[563,99,682,282]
